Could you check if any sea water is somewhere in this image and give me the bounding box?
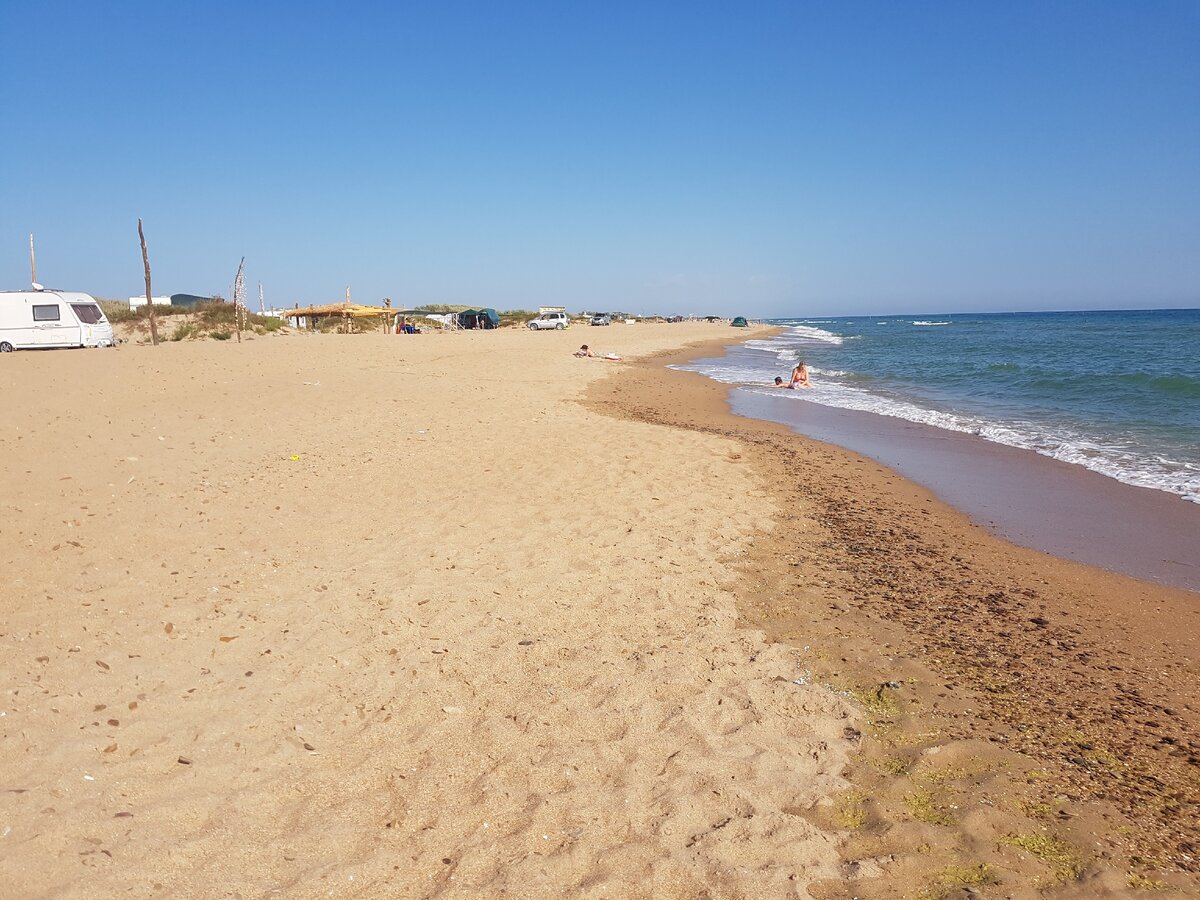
[675,309,1200,503]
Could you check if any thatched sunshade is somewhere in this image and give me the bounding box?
[282,303,393,320]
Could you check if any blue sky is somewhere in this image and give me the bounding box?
[1,1,1197,316]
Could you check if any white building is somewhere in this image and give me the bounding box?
[128,295,172,309]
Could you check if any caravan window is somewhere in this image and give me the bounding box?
[71,304,104,324]
[32,304,61,321]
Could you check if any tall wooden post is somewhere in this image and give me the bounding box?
[137,219,160,346]
[233,258,246,343]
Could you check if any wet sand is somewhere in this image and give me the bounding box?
[590,345,1200,895]
[731,391,1200,592]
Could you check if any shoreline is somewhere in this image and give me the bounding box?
[588,337,1200,892]
[728,388,1200,592]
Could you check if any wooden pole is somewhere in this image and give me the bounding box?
[137,219,159,346]
[233,258,245,343]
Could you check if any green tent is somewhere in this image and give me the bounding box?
[457,309,500,329]
[731,316,748,327]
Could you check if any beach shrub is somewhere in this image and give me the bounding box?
[1126,871,1168,890]
[419,303,473,313]
[170,322,197,342]
[904,788,952,825]
[873,755,911,777]
[98,299,193,324]
[97,300,134,322]
[833,789,868,829]
[919,863,999,899]
[209,330,231,341]
[849,684,900,721]
[1000,832,1085,882]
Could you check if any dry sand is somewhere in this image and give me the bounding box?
[1,324,858,898]
[3,323,1197,898]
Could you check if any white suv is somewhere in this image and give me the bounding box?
[528,312,569,330]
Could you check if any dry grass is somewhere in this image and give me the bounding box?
[919,862,1000,899]
[834,790,869,830]
[904,788,953,826]
[1126,871,1169,890]
[1001,832,1085,883]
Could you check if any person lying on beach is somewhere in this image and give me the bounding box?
[574,344,622,361]
[790,360,812,388]
[772,377,794,389]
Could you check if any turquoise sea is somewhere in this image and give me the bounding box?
[676,308,1200,503]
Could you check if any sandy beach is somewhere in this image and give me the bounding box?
[1,324,856,898]
[2,324,1197,898]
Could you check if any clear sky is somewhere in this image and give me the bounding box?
[2,1,1197,316]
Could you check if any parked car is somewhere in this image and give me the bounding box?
[528,311,569,330]
[590,314,611,326]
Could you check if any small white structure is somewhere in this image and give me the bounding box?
[128,294,172,309]
[0,289,114,351]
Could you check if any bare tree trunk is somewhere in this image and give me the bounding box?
[233,258,246,344]
[138,219,159,346]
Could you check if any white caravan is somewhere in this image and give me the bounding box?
[0,289,114,352]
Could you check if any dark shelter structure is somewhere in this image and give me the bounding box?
[457,308,500,329]
[169,294,212,308]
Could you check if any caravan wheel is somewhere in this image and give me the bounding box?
[0,342,14,352]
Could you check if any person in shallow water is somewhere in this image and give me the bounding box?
[790,360,811,388]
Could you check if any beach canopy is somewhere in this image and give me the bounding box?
[731,316,748,327]
[283,303,392,319]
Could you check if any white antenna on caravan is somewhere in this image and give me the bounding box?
[29,233,43,290]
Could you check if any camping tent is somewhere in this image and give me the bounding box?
[457,308,500,329]
[731,316,748,327]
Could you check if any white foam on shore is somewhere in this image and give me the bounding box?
[675,350,1200,504]
[749,382,1200,502]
